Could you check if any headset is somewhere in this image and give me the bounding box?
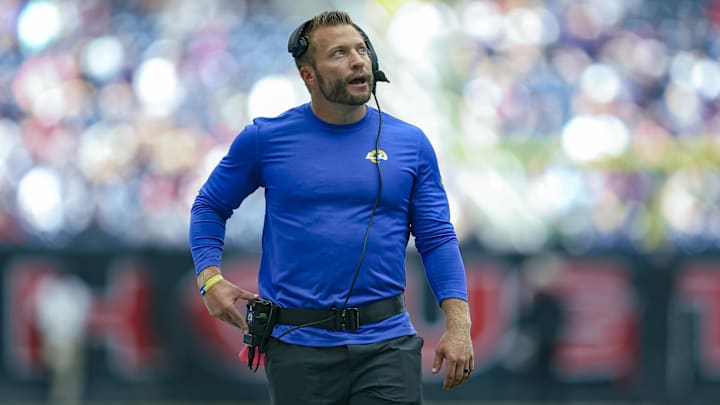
[287,19,389,93]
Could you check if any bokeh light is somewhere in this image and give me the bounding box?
[17,166,63,233]
[81,36,125,81]
[134,57,184,117]
[17,1,62,52]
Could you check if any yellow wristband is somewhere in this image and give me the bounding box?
[199,274,224,296]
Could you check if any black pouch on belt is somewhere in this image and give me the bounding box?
[243,298,277,371]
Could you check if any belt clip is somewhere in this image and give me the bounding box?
[332,307,359,332]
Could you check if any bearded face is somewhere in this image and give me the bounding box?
[313,60,372,106]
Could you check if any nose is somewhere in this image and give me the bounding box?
[349,49,366,69]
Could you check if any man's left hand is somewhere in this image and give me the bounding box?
[432,298,474,390]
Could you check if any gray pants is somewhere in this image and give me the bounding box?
[264,335,424,405]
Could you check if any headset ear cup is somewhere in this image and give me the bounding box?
[297,36,308,58]
[368,44,380,77]
[352,24,378,71]
[288,20,311,58]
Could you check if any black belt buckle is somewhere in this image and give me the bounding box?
[332,307,360,332]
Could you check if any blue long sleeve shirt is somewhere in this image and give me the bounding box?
[189,103,467,346]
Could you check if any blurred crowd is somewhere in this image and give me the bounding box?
[0,0,719,254]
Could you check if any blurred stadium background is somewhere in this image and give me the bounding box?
[1,0,720,403]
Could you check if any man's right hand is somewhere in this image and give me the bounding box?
[197,266,259,334]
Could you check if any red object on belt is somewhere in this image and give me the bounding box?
[238,345,265,366]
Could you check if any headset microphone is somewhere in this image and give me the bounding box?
[373,69,389,87]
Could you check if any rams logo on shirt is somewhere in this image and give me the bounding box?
[364,149,388,163]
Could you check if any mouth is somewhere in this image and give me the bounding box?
[348,75,370,88]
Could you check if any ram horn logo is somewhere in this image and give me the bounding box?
[365,149,388,163]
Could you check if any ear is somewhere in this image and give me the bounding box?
[299,65,315,86]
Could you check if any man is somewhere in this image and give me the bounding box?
[189,11,473,404]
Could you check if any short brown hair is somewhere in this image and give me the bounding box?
[292,11,356,69]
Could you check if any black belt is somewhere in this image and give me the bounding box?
[276,294,406,332]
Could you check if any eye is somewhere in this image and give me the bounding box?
[333,49,346,57]
[358,47,368,55]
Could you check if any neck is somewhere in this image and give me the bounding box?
[309,98,367,125]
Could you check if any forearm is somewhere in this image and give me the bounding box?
[189,195,229,275]
[441,298,471,332]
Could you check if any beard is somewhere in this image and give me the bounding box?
[313,65,372,106]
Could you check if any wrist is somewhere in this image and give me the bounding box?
[197,265,221,288]
[441,298,471,331]
[446,318,471,332]
[199,274,224,296]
